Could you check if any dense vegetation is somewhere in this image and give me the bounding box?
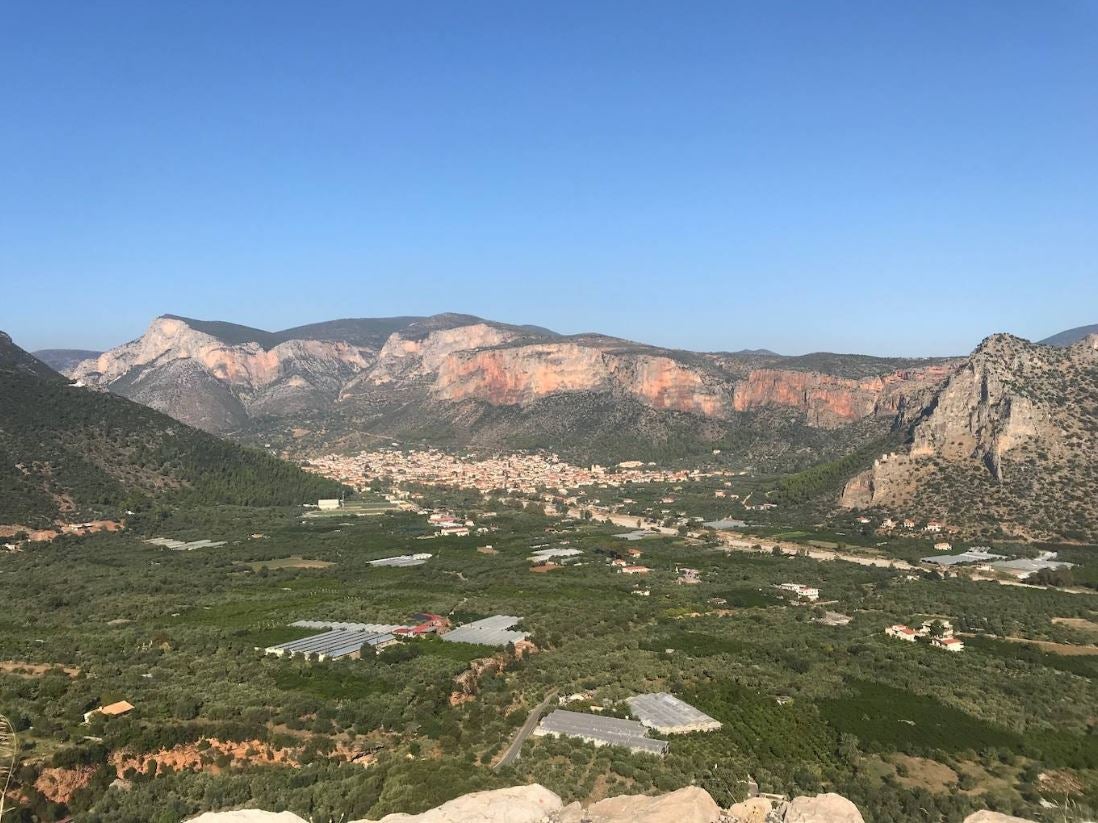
[2,488,1097,822]
[0,365,345,525]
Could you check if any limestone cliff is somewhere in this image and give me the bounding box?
[70,314,953,448]
[731,365,953,428]
[841,334,1098,541]
[432,340,731,418]
[72,317,377,432]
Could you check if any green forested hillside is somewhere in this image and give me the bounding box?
[0,337,345,526]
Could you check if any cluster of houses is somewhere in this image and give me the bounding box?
[880,517,946,533]
[427,512,474,537]
[885,619,964,652]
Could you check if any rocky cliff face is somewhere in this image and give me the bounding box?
[72,317,377,432]
[432,340,732,418]
[70,315,956,448]
[842,334,1098,541]
[731,365,953,428]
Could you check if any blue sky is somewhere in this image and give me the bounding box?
[2,2,1095,355]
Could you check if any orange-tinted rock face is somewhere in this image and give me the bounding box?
[433,343,953,424]
[732,365,954,428]
[434,344,731,418]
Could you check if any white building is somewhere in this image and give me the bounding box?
[778,583,820,601]
[931,636,964,652]
[885,624,918,642]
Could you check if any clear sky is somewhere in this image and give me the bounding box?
[2,2,1096,356]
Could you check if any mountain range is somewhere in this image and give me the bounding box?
[20,314,1098,541]
[57,314,953,463]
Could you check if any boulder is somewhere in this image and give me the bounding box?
[783,793,865,823]
[963,814,1036,823]
[728,797,777,822]
[558,786,722,823]
[355,784,562,823]
[185,813,309,823]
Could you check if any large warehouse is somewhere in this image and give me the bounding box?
[264,628,398,661]
[626,693,722,734]
[534,710,668,756]
[442,615,528,647]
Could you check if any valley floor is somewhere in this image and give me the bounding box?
[2,490,1097,822]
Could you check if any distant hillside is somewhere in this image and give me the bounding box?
[1,332,65,381]
[160,314,434,350]
[0,332,345,527]
[842,333,1098,541]
[32,348,102,374]
[1039,323,1098,347]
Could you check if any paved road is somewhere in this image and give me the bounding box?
[493,691,556,770]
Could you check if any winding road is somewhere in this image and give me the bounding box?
[493,690,557,770]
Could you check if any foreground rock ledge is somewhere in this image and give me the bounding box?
[185,783,1037,823]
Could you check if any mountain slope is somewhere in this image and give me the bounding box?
[0,332,345,527]
[1040,323,1098,347]
[1,332,66,381]
[32,348,102,373]
[841,333,1098,541]
[69,315,956,469]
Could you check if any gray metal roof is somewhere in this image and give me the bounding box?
[528,548,583,560]
[921,549,1006,566]
[991,558,1074,575]
[442,615,528,647]
[538,710,668,755]
[368,554,432,567]
[267,628,393,659]
[626,693,721,733]
[146,537,227,551]
[291,620,409,633]
[703,519,747,530]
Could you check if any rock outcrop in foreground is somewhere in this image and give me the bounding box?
[356,785,1036,823]
[184,783,1036,823]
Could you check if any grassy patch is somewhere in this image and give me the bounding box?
[965,635,1098,677]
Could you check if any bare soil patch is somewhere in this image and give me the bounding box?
[1053,616,1098,638]
[0,660,80,677]
[35,766,95,804]
[244,556,334,570]
[1003,636,1098,656]
[888,754,958,793]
